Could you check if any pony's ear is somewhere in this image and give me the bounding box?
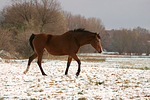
[96,33,101,39]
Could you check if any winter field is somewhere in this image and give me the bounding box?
[0,54,150,100]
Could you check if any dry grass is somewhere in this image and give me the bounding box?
[43,53,106,62]
[81,58,105,62]
[119,66,150,70]
[45,55,68,61]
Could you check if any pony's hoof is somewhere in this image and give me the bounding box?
[23,71,27,74]
[65,72,68,75]
[76,73,80,77]
[42,73,47,76]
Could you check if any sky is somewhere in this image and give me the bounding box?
[59,0,150,30]
[0,0,149,30]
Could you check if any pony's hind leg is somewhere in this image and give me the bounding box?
[37,54,47,76]
[35,49,47,76]
[24,53,37,74]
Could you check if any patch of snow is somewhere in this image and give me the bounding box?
[0,57,2,62]
[0,58,150,99]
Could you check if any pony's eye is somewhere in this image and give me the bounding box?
[96,40,99,42]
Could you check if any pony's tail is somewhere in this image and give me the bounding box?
[29,33,36,51]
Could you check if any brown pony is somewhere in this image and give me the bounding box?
[24,29,102,76]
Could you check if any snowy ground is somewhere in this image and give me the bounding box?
[0,55,150,100]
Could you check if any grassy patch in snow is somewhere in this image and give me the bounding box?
[82,58,106,62]
[46,55,68,61]
[118,66,150,70]
[44,54,106,62]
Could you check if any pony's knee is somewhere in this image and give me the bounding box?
[77,60,81,65]
[37,60,41,66]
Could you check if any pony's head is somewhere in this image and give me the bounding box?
[91,33,102,53]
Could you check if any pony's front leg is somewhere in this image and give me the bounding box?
[76,60,81,76]
[71,54,81,76]
[65,56,72,75]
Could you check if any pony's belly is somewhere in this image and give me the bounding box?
[46,48,68,56]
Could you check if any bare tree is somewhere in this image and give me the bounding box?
[86,17,104,33]
[1,0,66,34]
[1,0,36,31]
[63,11,87,30]
[14,31,34,58]
[63,11,105,32]
[34,0,64,33]
[0,28,15,53]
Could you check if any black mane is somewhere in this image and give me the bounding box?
[68,28,101,39]
[69,28,92,33]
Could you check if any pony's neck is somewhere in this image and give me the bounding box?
[74,32,94,46]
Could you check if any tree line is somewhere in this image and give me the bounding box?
[102,27,150,55]
[0,0,105,58]
[0,0,149,58]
